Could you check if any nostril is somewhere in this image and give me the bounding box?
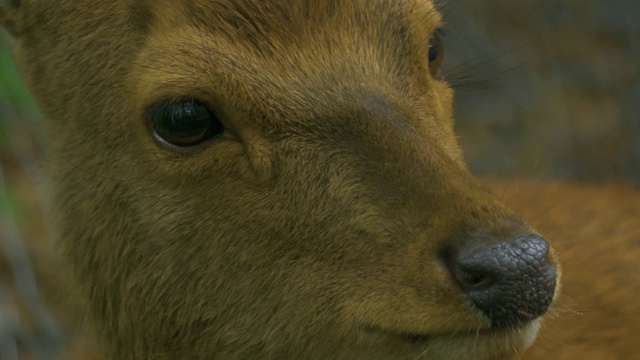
[445,234,557,328]
[452,267,494,290]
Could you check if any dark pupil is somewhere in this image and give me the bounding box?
[151,100,222,146]
[428,34,440,62]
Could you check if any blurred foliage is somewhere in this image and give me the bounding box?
[0,34,42,144]
[1,33,44,230]
[1,33,62,359]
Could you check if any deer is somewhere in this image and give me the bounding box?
[0,0,637,359]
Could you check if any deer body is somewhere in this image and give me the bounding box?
[492,180,640,360]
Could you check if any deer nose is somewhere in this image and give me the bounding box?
[446,234,557,327]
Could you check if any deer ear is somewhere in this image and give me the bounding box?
[1,0,25,37]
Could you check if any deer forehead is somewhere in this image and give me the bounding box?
[125,0,454,153]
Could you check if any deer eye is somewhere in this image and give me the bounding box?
[428,30,444,76]
[148,99,224,147]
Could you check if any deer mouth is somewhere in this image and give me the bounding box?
[394,324,533,342]
[363,318,541,351]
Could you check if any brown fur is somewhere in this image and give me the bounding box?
[0,0,634,359]
[493,180,640,360]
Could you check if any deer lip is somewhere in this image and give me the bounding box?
[381,329,493,343]
[365,321,535,344]
[400,327,503,342]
